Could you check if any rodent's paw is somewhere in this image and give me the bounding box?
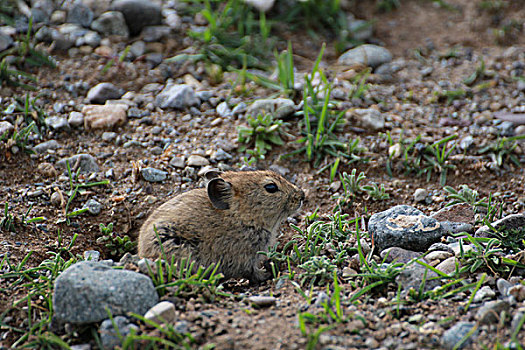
[251,266,271,284]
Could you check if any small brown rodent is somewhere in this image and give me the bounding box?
[138,170,305,283]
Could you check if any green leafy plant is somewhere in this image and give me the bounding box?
[184,0,274,69]
[463,58,486,86]
[298,255,337,286]
[242,41,296,98]
[362,182,390,201]
[477,135,525,168]
[64,161,109,224]
[421,134,458,185]
[0,121,38,155]
[348,68,371,100]
[238,113,289,161]
[444,185,488,210]
[96,223,136,257]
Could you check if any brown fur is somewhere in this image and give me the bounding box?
[138,170,304,282]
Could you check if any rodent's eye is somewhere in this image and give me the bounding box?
[264,183,279,193]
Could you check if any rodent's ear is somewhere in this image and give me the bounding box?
[207,178,232,210]
[203,170,222,181]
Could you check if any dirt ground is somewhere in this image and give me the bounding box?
[1,0,525,349]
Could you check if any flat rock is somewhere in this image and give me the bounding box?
[0,121,14,136]
[475,213,525,238]
[338,44,392,69]
[368,205,446,252]
[53,261,158,324]
[435,256,459,275]
[248,296,277,307]
[442,322,478,350]
[431,203,475,225]
[396,264,440,293]
[99,316,138,349]
[91,11,129,37]
[380,247,423,264]
[144,301,176,324]
[34,140,60,153]
[44,116,70,131]
[187,154,209,167]
[87,82,125,104]
[57,153,99,174]
[140,167,167,182]
[476,300,510,324]
[111,0,162,36]
[68,111,85,127]
[347,108,385,131]
[246,98,295,119]
[155,84,200,110]
[83,104,128,130]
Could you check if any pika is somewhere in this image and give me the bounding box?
[138,170,305,283]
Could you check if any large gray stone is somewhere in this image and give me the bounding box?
[155,84,200,109]
[368,205,446,252]
[111,0,162,36]
[338,44,392,69]
[91,11,129,37]
[442,322,478,350]
[396,264,440,293]
[53,261,158,324]
[475,213,525,238]
[87,83,125,104]
[67,0,94,27]
[246,98,295,119]
[57,153,99,174]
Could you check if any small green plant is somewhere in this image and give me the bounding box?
[100,45,131,75]
[298,255,337,286]
[96,223,136,257]
[184,0,274,69]
[444,185,489,210]
[433,89,472,105]
[242,41,296,98]
[421,134,458,185]
[0,202,15,231]
[145,228,228,300]
[0,121,38,156]
[362,182,390,201]
[348,68,371,100]
[64,161,109,224]
[237,113,289,161]
[477,135,525,168]
[376,0,400,12]
[463,58,486,86]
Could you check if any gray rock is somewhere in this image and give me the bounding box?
[83,199,102,215]
[141,25,171,42]
[87,83,125,104]
[349,108,385,131]
[196,91,213,102]
[512,312,525,334]
[169,156,185,168]
[459,135,474,150]
[497,278,512,296]
[246,98,295,119]
[380,247,422,264]
[217,102,232,118]
[338,44,393,69]
[396,264,440,293]
[232,102,248,115]
[128,40,146,58]
[44,116,70,131]
[518,79,525,92]
[187,154,209,167]
[53,261,158,324]
[84,250,100,261]
[0,121,14,136]
[32,0,55,23]
[99,316,138,350]
[476,300,510,324]
[368,205,445,252]
[144,301,176,324]
[91,11,129,37]
[248,296,277,307]
[472,286,496,303]
[68,111,85,127]
[0,32,13,51]
[413,188,428,202]
[57,153,99,174]
[164,9,182,30]
[348,19,373,42]
[111,0,162,36]
[155,84,200,109]
[68,1,94,27]
[442,322,478,350]
[211,148,232,161]
[34,140,60,153]
[435,257,459,275]
[141,167,167,182]
[101,131,117,142]
[439,221,474,235]
[475,213,525,238]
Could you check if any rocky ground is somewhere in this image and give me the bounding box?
[1,0,525,349]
